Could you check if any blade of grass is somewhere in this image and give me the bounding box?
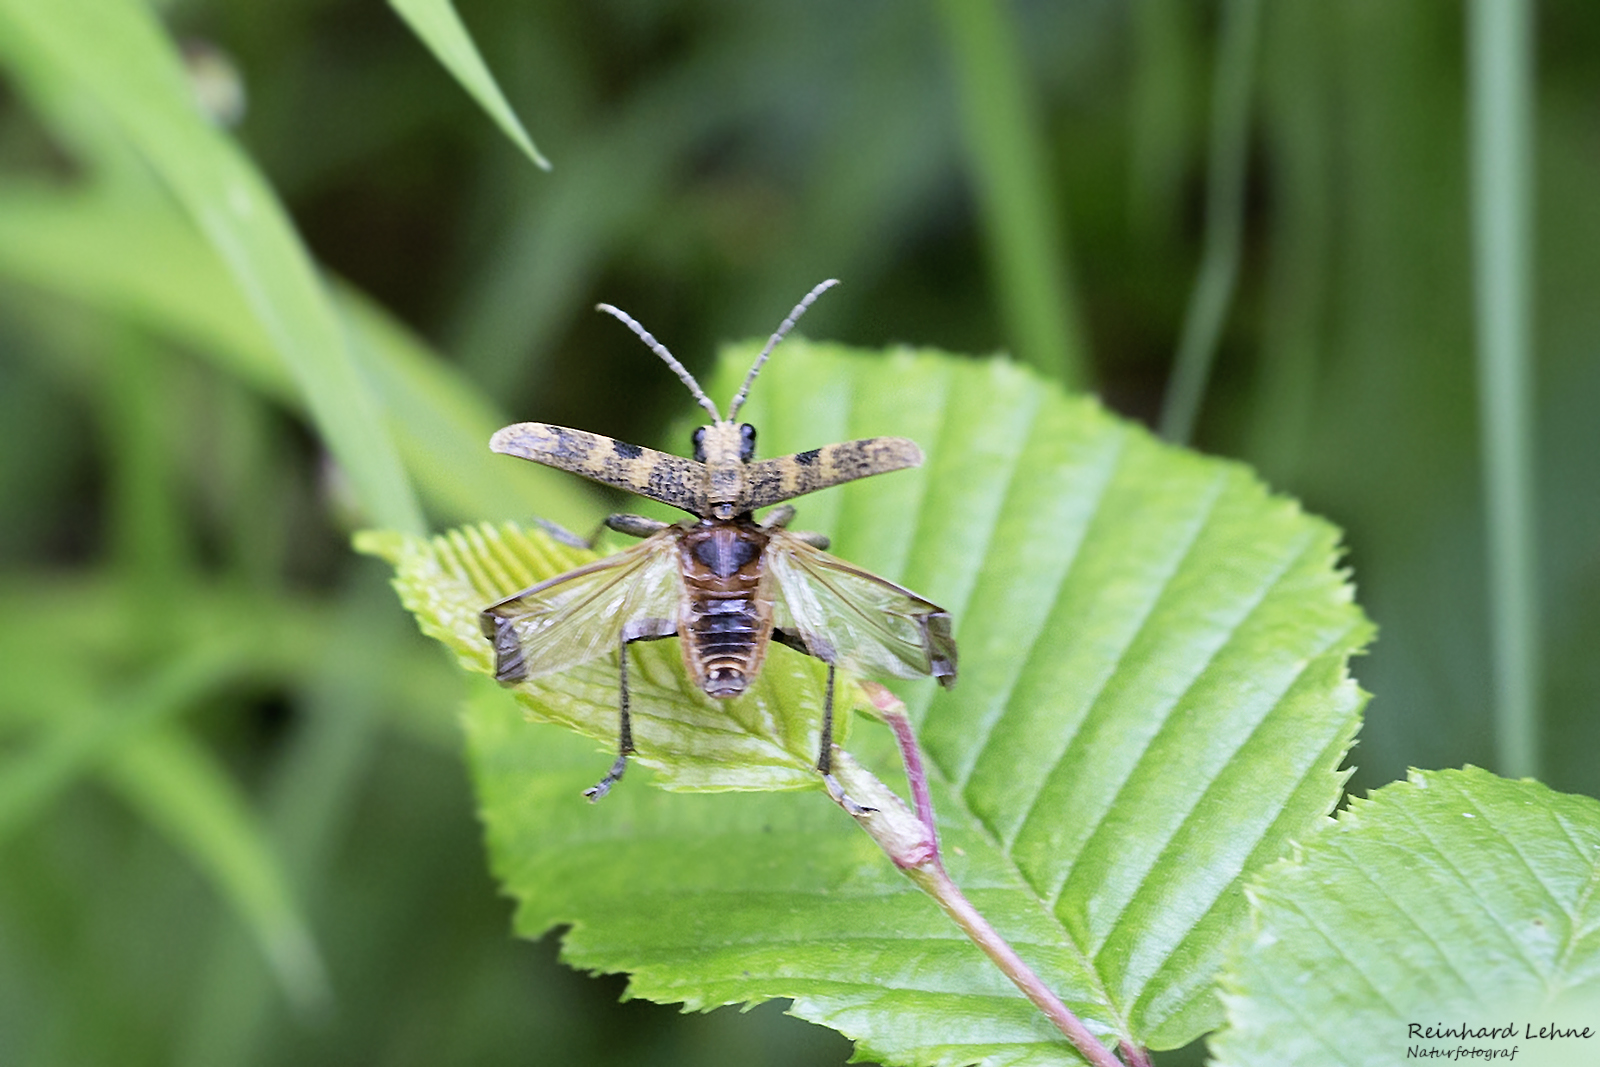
[387,0,550,171]
[1246,0,1332,487]
[1467,0,1540,779]
[0,0,425,536]
[0,185,599,529]
[1158,0,1263,445]
[933,0,1088,386]
[105,726,332,1018]
[101,333,191,624]
[0,643,243,846]
[176,576,392,1065]
[1128,0,1198,245]
[448,103,683,393]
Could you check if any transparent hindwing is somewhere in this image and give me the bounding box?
[767,530,957,687]
[480,530,684,683]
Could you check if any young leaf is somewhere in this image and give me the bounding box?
[1211,767,1600,1067]
[364,342,1372,1064]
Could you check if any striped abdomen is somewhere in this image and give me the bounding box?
[678,521,774,698]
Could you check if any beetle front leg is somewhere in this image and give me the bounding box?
[759,506,829,549]
[605,513,670,539]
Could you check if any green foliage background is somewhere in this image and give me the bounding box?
[0,1,1595,1065]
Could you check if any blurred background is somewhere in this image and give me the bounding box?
[0,0,1594,1064]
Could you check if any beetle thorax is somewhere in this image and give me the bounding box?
[695,420,752,520]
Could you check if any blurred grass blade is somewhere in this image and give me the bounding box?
[0,0,424,536]
[1467,0,1540,779]
[933,0,1087,386]
[0,185,598,530]
[1128,0,1199,244]
[1245,0,1333,487]
[1159,0,1262,445]
[105,726,332,1018]
[0,644,242,846]
[178,577,391,1066]
[387,0,550,171]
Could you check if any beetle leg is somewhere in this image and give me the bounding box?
[585,619,676,802]
[535,514,667,553]
[605,513,670,539]
[774,628,875,816]
[760,506,829,549]
[583,633,636,801]
[760,504,797,529]
[816,663,873,817]
[534,517,597,549]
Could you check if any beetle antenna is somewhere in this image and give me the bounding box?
[596,303,721,421]
[728,278,840,420]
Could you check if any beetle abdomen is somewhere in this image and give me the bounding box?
[687,593,765,696]
[679,522,774,699]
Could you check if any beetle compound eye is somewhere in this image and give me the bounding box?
[739,423,757,462]
[691,426,707,462]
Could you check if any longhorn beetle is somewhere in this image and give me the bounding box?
[480,280,957,809]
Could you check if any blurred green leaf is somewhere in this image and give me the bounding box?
[388,0,550,171]
[0,0,424,534]
[1211,767,1600,1067]
[367,343,1371,1063]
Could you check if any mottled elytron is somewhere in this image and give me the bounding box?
[480,280,957,807]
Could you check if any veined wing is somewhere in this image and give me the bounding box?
[479,530,682,684]
[767,530,957,687]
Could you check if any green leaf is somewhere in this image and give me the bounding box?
[0,0,424,535]
[366,342,1371,1064]
[388,0,550,170]
[1211,767,1600,1067]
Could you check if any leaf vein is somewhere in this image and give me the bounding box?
[1010,467,1231,881]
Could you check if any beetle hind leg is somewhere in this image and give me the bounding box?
[801,655,876,817]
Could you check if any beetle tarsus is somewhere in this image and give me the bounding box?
[584,754,630,801]
[535,517,598,550]
[824,772,874,816]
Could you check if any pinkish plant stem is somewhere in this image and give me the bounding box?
[844,683,1136,1067]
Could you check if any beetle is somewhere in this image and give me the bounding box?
[480,280,956,808]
